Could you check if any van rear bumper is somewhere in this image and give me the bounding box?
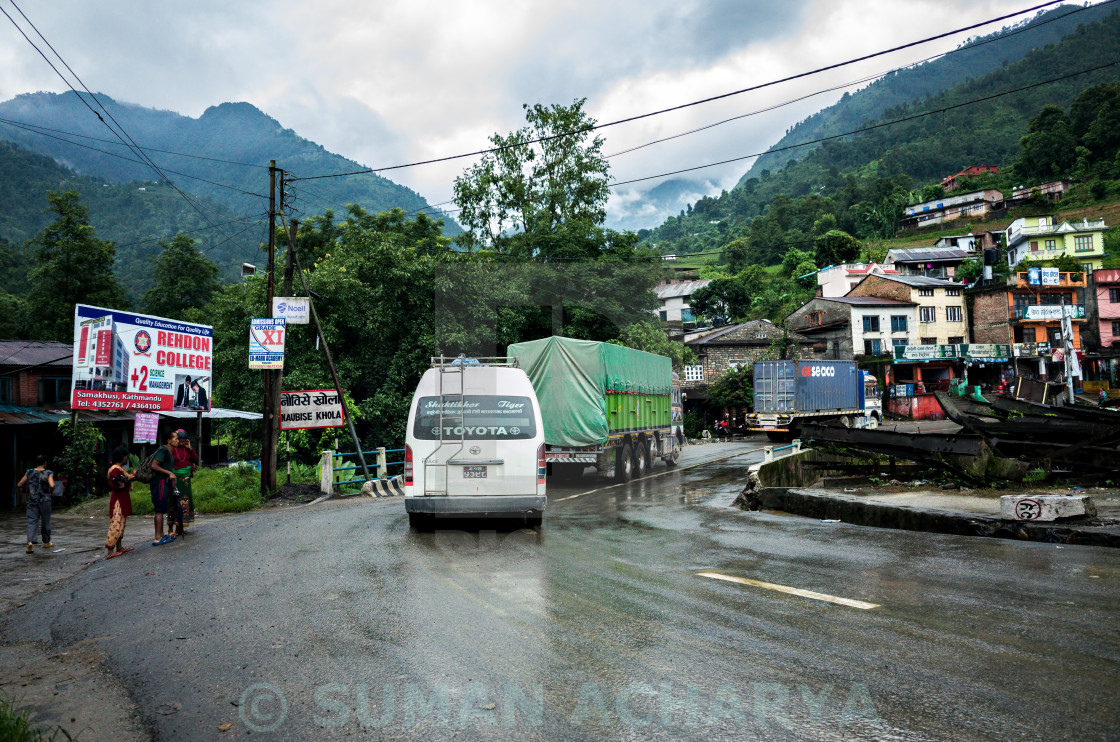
[405,495,546,518]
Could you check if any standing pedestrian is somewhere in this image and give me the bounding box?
[17,455,54,554]
[171,430,198,530]
[105,445,135,559]
[1100,388,1109,407]
[149,431,178,546]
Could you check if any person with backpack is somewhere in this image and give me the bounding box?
[17,455,54,554]
[105,445,135,559]
[149,431,179,546]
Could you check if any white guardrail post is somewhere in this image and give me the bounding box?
[377,447,387,479]
[320,449,334,494]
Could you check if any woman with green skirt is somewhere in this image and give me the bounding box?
[170,429,199,530]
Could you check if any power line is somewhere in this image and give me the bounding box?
[289,0,1067,183]
[112,212,268,251]
[606,60,1120,189]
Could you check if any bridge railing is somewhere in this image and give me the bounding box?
[319,447,405,495]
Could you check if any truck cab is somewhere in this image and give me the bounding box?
[855,372,882,429]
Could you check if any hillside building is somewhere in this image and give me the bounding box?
[786,296,917,359]
[900,189,1004,229]
[816,263,899,298]
[845,274,969,346]
[940,165,998,191]
[1004,216,1108,272]
[680,320,812,395]
[655,278,710,323]
[884,246,972,279]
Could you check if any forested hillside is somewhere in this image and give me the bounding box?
[743,2,1119,179]
[641,8,1120,263]
[0,94,459,233]
[0,141,263,297]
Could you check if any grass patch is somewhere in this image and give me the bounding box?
[0,696,71,742]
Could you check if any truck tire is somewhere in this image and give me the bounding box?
[634,440,649,477]
[616,443,634,482]
[665,442,680,467]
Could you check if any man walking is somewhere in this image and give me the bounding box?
[17,455,54,553]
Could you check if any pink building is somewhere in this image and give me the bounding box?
[1096,269,1120,350]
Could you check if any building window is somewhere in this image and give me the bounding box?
[37,377,71,405]
[918,288,934,297]
[921,336,937,345]
[0,377,10,404]
[809,311,823,326]
[890,315,908,332]
[946,306,963,322]
[892,337,908,347]
[946,288,961,297]
[919,307,936,323]
[1018,328,1037,343]
[1030,241,1039,252]
[659,310,668,322]
[1045,239,1056,250]
[948,336,964,344]
[1110,288,1120,304]
[863,339,882,355]
[683,365,704,382]
[1074,235,1093,252]
[1082,264,1093,277]
[1113,321,1120,337]
[862,316,880,332]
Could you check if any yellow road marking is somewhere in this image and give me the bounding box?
[696,571,880,610]
[551,445,768,502]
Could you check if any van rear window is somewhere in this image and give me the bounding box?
[413,395,536,440]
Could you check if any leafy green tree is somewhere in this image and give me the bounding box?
[55,417,104,498]
[1015,105,1077,180]
[142,234,222,321]
[0,290,27,339]
[609,319,695,371]
[813,229,861,267]
[708,365,753,410]
[25,191,128,341]
[691,265,765,321]
[453,99,609,257]
[780,247,815,277]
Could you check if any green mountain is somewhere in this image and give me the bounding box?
[0,140,266,298]
[741,1,1120,181]
[640,6,1120,264]
[0,93,459,231]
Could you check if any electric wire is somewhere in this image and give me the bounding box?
[288,0,1068,182]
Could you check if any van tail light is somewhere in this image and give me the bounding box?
[404,444,413,485]
[537,443,546,486]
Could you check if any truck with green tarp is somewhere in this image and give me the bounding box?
[508,336,682,481]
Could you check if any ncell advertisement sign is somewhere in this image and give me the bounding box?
[71,304,213,412]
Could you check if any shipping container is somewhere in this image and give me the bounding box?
[748,360,871,439]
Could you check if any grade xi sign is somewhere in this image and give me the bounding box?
[71,304,213,412]
[280,389,345,430]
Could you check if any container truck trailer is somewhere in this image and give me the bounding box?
[508,336,682,482]
[747,359,878,440]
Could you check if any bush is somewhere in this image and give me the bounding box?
[128,466,264,515]
[0,696,71,741]
[683,412,704,439]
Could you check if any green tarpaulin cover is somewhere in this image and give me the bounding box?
[508,336,672,447]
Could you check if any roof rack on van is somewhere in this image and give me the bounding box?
[429,355,520,368]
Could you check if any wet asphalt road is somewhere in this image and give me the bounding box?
[4,438,1120,741]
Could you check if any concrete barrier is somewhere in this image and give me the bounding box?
[1000,494,1096,522]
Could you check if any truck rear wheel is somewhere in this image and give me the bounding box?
[616,444,634,482]
[634,440,649,478]
[665,441,680,467]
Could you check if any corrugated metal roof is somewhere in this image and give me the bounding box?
[0,405,68,425]
[0,341,72,369]
[886,247,971,263]
[0,405,262,426]
[822,297,917,306]
[869,274,964,288]
[656,279,711,300]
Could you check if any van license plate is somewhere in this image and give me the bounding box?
[463,466,487,478]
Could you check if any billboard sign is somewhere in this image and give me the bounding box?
[1040,267,1060,286]
[1027,267,1041,285]
[1013,342,1051,357]
[133,412,160,444]
[279,389,345,430]
[893,344,958,361]
[1023,305,1085,320]
[249,318,286,369]
[961,343,1011,360]
[71,305,212,412]
[272,297,310,325]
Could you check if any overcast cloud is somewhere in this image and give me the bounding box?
[0,0,1069,229]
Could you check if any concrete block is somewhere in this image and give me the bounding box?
[1000,495,1096,522]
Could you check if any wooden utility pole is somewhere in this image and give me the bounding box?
[261,160,278,495]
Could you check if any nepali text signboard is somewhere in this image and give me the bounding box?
[1023,305,1086,320]
[1041,267,1060,286]
[1013,342,1051,357]
[133,412,160,443]
[279,389,345,430]
[893,344,958,361]
[71,304,213,411]
[272,297,310,325]
[249,318,286,369]
[961,343,1012,360]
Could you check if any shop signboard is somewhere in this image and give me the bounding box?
[1027,267,1041,285]
[133,412,160,444]
[962,343,1011,360]
[71,304,213,411]
[279,389,345,430]
[272,297,310,325]
[1023,305,1086,320]
[1013,342,1051,357]
[1040,267,1060,286]
[893,344,958,361]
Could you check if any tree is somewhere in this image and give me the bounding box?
[25,191,128,341]
[813,229,861,267]
[1015,105,1076,180]
[55,418,104,499]
[708,365,753,410]
[609,320,696,371]
[142,234,222,320]
[690,265,765,321]
[453,99,609,257]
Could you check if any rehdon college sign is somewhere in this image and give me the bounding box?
[279,389,345,430]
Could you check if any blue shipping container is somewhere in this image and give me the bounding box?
[753,360,862,414]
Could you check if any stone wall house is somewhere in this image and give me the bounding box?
[787,296,918,359]
[681,320,812,397]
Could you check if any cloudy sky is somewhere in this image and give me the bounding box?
[0,0,1077,230]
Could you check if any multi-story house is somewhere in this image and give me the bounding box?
[845,274,969,346]
[1004,215,1108,272]
[1093,269,1120,351]
[968,269,1086,381]
[654,278,710,323]
[786,296,917,359]
[816,262,899,298]
[900,189,1003,229]
[884,246,972,279]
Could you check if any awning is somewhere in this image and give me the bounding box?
[0,406,262,426]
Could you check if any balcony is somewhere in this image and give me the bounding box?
[1011,304,1086,321]
[1013,271,1086,287]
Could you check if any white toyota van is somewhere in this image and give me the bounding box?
[404,357,546,528]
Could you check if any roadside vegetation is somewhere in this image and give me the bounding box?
[0,696,71,742]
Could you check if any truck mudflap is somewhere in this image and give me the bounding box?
[545,444,604,464]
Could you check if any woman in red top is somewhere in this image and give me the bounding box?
[170,430,199,531]
[105,445,135,559]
